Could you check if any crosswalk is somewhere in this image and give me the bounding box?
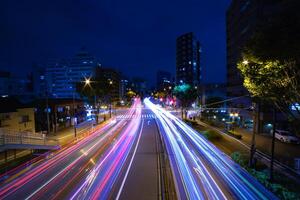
[116,114,156,120]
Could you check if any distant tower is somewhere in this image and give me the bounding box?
[176,32,201,86]
[156,70,171,90]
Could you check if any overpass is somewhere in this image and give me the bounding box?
[0,133,60,152]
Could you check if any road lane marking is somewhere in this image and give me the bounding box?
[115,119,145,200]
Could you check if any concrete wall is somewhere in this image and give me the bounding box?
[0,108,35,134]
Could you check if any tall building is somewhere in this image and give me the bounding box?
[226,0,283,107]
[0,71,33,101]
[176,32,201,86]
[131,77,147,97]
[120,77,130,101]
[46,49,100,98]
[32,65,47,98]
[156,70,171,91]
[0,71,10,96]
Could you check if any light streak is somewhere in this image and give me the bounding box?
[144,98,278,200]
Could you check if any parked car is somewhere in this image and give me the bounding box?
[271,129,300,144]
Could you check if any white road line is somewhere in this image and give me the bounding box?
[115,120,144,200]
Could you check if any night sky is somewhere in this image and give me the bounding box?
[0,0,230,87]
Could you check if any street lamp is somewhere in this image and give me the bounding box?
[108,79,113,118]
[85,78,91,85]
[242,60,249,65]
[84,78,98,124]
[72,92,77,138]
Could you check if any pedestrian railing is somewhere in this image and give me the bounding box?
[0,132,59,147]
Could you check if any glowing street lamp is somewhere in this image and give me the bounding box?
[85,78,91,85]
[242,60,249,65]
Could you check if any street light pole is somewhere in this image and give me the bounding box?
[249,102,257,168]
[46,89,50,135]
[270,107,277,182]
[94,94,98,124]
[109,80,113,118]
[73,92,77,138]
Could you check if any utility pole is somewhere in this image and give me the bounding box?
[270,107,276,182]
[94,94,98,124]
[46,90,50,135]
[249,102,257,168]
[73,92,77,138]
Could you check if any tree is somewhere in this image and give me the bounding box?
[173,84,197,119]
[237,0,300,180]
[126,90,136,103]
[238,0,300,120]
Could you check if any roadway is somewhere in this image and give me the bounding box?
[112,108,160,200]
[0,100,146,199]
[144,98,277,200]
[0,98,278,200]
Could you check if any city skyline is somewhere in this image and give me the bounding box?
[0,0,230,86]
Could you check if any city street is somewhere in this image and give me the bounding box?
[0,101,144,199]
[145,98,277,200]
[0,99,278,199]
[1,1,299,199]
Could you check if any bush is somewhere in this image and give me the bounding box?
[203,130,222,141]
[230,152,300,200]
[228,130,242,139]
[231,151,247,167]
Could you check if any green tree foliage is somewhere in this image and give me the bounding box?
[237,0,300,119]
[173,84,197,118]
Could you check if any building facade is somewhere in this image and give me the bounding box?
[0,98,35,134]
[176,32,201,87]
[46,49,100,98]
[156,70,172,91]
[0,71,33,102]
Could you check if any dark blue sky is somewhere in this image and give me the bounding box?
[0,0,230,87]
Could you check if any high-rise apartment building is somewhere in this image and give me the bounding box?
[176,32,201,87]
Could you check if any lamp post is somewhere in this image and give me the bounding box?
[46,90,50,135]
[84,78,98,124]
[73,92,77,138]
[109,80,113,118]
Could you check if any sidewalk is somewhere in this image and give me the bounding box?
[193,119,300,180]
[232,127,300,167]
[197,119,300,168]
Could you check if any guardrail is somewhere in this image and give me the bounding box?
[0,133,59,147]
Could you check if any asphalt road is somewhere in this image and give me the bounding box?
[113,108,160,200]
[145,98,278,200]
[0,101,145,199]
[0,98,279,200]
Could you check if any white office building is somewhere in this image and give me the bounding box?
[46,49,100,98]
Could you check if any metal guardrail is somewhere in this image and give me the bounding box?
[0,133,59,147]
